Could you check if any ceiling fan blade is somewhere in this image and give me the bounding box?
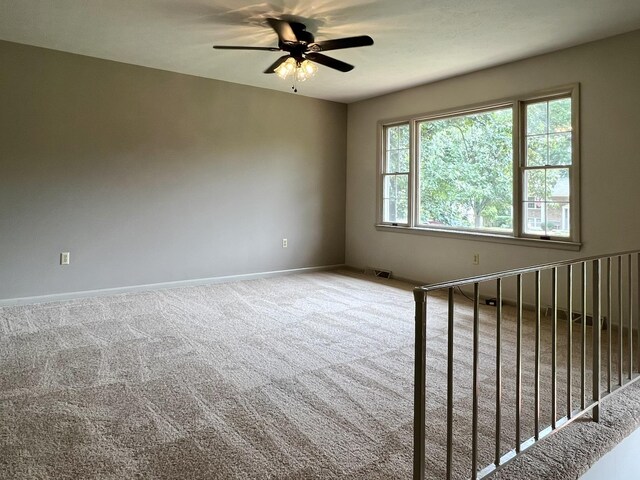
[267,18,297,44]
[304,53,354,72]
[309,35,374,52]
[213,45,281,51]
[264,55,291,74]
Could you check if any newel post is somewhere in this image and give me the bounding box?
[413,288,427,480]
[592,259,602,422]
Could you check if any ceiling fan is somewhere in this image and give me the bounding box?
[213,18,374,78]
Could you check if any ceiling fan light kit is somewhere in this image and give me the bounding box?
[213,18,373,92]
[274,57,318,81]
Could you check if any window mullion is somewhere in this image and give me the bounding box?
[410,119,418,227]
[514,100,523,238]
[524,165,570,171]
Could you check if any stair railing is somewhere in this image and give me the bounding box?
[413,250,640,480]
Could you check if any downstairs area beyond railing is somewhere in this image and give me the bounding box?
[413,250,640,480]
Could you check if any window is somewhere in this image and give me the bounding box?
[418,106,513,233]
[382,124,410,224]
[378,85,579,245]
[522,97,573,238]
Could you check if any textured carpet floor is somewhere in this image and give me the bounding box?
[1,270,639,479]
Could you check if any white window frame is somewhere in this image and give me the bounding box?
[376,84,580,250]
[380,122,412,226]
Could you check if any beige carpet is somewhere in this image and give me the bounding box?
[0,270,639,479]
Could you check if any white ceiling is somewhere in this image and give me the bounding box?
[1,0,640,103]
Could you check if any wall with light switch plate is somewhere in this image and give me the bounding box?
[0,40,347,300]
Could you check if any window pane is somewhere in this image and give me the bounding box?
[523,201,544,235]
[526,135,548,167]
[385,124,410,174]
[524,168,570,201]
[397,149,410,172]
[524,169,550,201]
[526,97,572,167]
[387,124,410,149]
[383,174,408,223]
[418,107,513,233]
[549,98,572,133]
[527,102,548,135]
[385,149,410,174]
[524,201,571,237]
[386,150,399,173]
[398,124,410,149]
[547,168,570,201]
[548,132,572,165]
[546,202,570,237]
[523,168,570,237]
[387,127,399,149]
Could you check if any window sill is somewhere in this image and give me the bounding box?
[375,224,582,251]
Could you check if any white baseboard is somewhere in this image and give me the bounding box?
[0,264,346,307]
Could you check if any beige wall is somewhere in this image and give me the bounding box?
[0,41,347,300]
[3,29,639,301]
[346,29,640,286]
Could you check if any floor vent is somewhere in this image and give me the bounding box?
[365,267,392,279]
[572,312,608,330]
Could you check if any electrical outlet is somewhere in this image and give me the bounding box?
[472,253,480,265]
[282,238,288,248]
[60,252,70,265]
